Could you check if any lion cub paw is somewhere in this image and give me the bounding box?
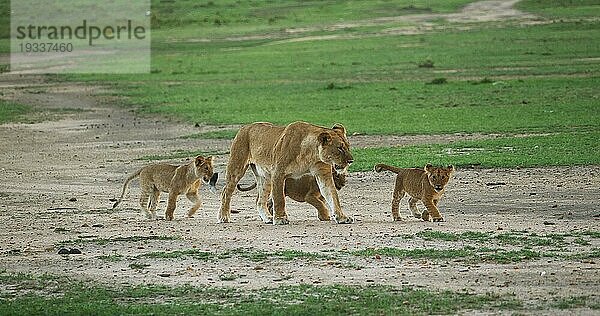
[273,217,290,225]
[392,216,405,222]
[432,217,445,222]
[218,215,231,223]
[334,216,354,224]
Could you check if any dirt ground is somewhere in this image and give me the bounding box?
[1,73,599,311]
[1,0,599,311]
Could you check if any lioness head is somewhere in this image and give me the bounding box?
[318,124,353,171]
[424,164,454,192]
[195,156,215,183]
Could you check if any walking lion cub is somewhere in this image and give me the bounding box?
[237,164,347,221]
[375,163,454,222]
[112,156,215,220]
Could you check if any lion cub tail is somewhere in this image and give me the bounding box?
[236,182,257,192]
[112,168,142,209]
[374,163,402,174]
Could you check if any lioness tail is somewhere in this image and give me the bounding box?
[112,168,143,209]
[374,163,403,174]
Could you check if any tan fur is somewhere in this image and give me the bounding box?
[375,163,454,222]
[113,156,214,220]
[237,165,347,221]
[219,121,354,225]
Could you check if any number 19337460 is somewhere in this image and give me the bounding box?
[18,42,73,53]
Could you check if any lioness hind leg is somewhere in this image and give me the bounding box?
[257,179,273,223]
[271,174,289,225]
[186,191,201,218]
[219,164,249,223]
[408,197,420,219]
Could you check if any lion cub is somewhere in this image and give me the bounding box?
[113,156,214,220]
[375,163,454,222]
[237,164,347,221]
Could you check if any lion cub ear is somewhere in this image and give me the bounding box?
[424,163,433,172]
[318,132,332,145]
[195,155,206,166]
[332,123,347,137]
[447,165,455,172]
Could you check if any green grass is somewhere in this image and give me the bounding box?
[0,101,31,124]
[353,247,475,260]
[351,131,600,171]
[351,247,547,264]
[64,18,600,136]
[415,230,597,249]
[551,296,600,310]
[182,129,239,140]
[518,0,600,18]
[139,249,218,261]
[60,235,180,246]
[138,247,330,262]
[149,0,475,39]
[0,270,523,315]
[4,1,599,169]
[137,149,227,161]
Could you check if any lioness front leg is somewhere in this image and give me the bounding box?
[271,174,289,225]
[315,168,353,224]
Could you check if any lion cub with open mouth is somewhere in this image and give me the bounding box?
[375,163,454,222]
[113,156,215,220]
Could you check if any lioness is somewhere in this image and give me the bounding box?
[219,121,354,225]
[375,163,454,222]
[237,164,347,221]
[113,156,215,220]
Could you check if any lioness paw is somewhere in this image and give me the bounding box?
[273,217,289,225]
[218,215,231,223]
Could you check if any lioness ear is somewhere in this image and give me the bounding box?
[332,123,346,137]
[318,132,332,145]
[195,156,205,166]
